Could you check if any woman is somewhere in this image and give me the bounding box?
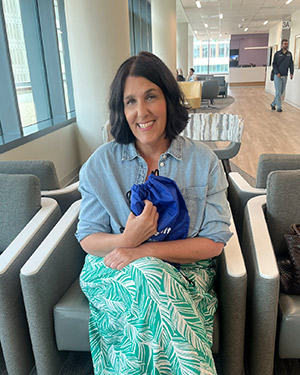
[187,67,195,81]
[76,51,232,375]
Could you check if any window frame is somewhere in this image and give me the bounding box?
[0,0,75,150]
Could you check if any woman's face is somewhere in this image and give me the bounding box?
[123,76,169,153]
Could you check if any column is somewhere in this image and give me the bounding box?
[65,0,131,164]
[151,0,176,74]
[188,35,194,73]
[176,22,188,77]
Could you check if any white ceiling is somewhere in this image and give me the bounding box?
[177,0,300,39]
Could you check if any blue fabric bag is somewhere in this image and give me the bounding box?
[129,172,190,242]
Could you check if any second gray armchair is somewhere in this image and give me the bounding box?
[228,153,300,240]
[242,169,300,375]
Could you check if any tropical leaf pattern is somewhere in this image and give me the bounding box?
[80,255,218,375]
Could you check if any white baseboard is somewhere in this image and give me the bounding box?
[284,98,300,110]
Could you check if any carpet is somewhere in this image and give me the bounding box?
[193,95,235,114]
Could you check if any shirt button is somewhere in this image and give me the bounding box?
[162,154,167,159]
[160,162,165,167]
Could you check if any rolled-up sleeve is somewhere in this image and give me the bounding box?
[198,160,233,244]
[75,163,112,242]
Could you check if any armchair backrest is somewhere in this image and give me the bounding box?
[178,81,201,98]
[266,170,300,257]
[183,113,244,143]
[0,160,60,190]
[201,79,220,100]
[256,154,300,188]
[212,76,225,87]
[0,174,41,253]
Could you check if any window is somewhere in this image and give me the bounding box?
[210,43,216,58]
[219,43,225,58]
[202,44,208,58]
[0,0,74,146]
[128,0,152,55]
[193,38,229,76]
[53,0,75,118]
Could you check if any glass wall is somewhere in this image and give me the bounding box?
[193,38,230,75]
[3,0,38,127]
[0,0,74,145]
[128,0,152,55]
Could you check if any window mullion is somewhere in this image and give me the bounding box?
[58,0,74,115]
[0,1,23,142]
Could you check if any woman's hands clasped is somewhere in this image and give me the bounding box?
[104,200,158,270]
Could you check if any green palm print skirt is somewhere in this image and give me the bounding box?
[80,255,218,375]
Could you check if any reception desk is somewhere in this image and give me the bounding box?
[229,67,266,86]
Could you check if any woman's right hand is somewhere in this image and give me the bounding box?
[122,200,159,248]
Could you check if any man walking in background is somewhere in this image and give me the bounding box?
[271,39,294,112]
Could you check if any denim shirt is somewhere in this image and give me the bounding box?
[75,136,233,245]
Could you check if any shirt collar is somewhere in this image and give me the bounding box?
[121,136,183,161]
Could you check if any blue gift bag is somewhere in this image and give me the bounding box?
[129,172,190,242]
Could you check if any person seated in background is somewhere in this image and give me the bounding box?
[187,67,195,81]
[76,51,232,375]
[176,68,185,81]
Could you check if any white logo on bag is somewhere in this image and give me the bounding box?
[154,227,172,236]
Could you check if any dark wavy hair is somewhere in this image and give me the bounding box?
[109,51,189,144]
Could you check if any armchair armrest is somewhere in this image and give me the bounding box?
[42,181,81,214]
[217,216,247,375]
[228,172,266,240]
[242,195,279,375]
[20,200,85,375]
[0,198,60,375]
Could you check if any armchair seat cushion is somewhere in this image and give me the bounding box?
[54,278,220,353]
[278,294,300,358]
[54,279,90,351]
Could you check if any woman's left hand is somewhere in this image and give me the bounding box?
[103,247,145,270]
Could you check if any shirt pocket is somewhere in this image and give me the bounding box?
[181,185,208,238]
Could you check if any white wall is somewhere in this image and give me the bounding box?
[0,123,80,187]
[285,9,300,109]
[265,22,282,96]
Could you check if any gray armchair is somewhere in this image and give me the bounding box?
[21,200,246,375]
[242,170,300,375]
[0,174,60,375]
[181,112,244,175]
[201,79,220,106]
[228,154,300,240]
[0,160,80,214]
[212,76,228,97]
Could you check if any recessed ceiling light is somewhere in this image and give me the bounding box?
[196,1,201,8]
[219,33,223,37]
[242,18,246,22]
[244,27,248,32]
[204,24,208,28]
[263,20,268,25]
[286,0,293,4]
[219,14,223,19]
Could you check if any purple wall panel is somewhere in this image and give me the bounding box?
[230,34,269,66]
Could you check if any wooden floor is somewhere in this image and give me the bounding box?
[221,86,300,178]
